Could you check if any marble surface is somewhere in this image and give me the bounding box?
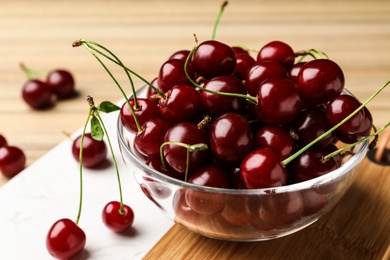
[0,111,174,260]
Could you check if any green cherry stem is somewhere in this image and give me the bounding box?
[160,142,208,182]
[282,80,390,166]
[88,97,126,213]
[19,63,45,80]
[79,42,143,133]
[294,49,329,63]
[212,1,228,40]
[73,39,165,99]
[323,120,390,162]
[184,45,257,103]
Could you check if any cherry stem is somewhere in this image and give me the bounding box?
[160,142,208,182]
[282,80,390,166]
[212,1,228,40]
[323,120,390,162]
[78,41,143,133]
[184,46,257,103]
[19,63,45,80]
[73,39,165,99]
[294,49,329,63]
[89,99,126,214]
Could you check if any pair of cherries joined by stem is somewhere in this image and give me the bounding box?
[21,64,76,110]
[46,97,134,259]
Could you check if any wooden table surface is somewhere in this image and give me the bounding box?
[1,0,389,259]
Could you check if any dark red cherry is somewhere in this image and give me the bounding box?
[292,107,334,149]
[134,118,171,157]
[146,77,160,102]
[256,41,295,70]
[336,107,373,144]
[297,59,344,106]
[0,134,7,148]
[232,53,256,80]
[46,69,76,99]
[0,145,26,178]
[22,79,56,109]
[254,125,296,160]
[256,78,302,125]
[159,84,203,124]
[163,122,209,174]
[232,46,250,55]
[210,112,253,164]
[289,148,340,183]
[191,40,236,79]
[288,61,306,84]
[157,59,196,92]
[72,133,107,168]
[102,201,134,232]
[46,218,86,260]
[145,155,185,181]
[240,148,287,189]
[187,164,230,188]
[326,94,365,135]
[244,61,288,96]
[200,76,247,116]
[168,50,190,61]
[120,98,161,133]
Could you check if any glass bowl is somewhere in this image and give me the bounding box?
[117,86,369,241]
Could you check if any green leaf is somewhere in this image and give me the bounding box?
[90,115,104,141]
[98,101,120,113]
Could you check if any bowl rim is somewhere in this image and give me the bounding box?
[117,86,369,195]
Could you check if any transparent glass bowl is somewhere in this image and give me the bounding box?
[117,86,369,241]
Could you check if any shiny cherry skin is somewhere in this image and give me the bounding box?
[289,148,340,183]
[187,164,230,188]
[240,148,287,189]
[297,59,345,107]
[191,40,236,79]
[256,78,302,125]
[46,69,76,99]
[0,134,7,148]
[232,46,250,55]
[46,218,86,260]
[254,125,296,160]
[168,50,190,61]
[326,94,365,135]
[146,77,160,102]
[22,79,56,109]
[288,61,306,84]
[210,112,253,164]
[120,98,161,133]
[244,61,288,96]
[134,118,171,157]
[157,59,196,92]
[232,53,256,80]
[256,41,295,70]
[102,201,134,232]
[163,122,209,174]
[145,155,185,181]
[336,107,373,144]
[0,145,26,178]
[292,107,335,149]
[200,76,247,116]
[72,133,107,168]
[159,84,203,124]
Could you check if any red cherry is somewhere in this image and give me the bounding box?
[256,78,302,125]
[187,164,230,188]
[0,134,7,148]
[120,98,161,133]
[288,61,306,84]
[46,69,76,99]
[297,59,345,106]
[72,133,108,168]
[336,107,373,144]
[168,50,190,61]
[102,201,134,232]
[210,112,253,164]
[0,146,26,178]
[256,41,295,70]
[157,59,196,92]
[191,40,236,79]
[232,53,256,80]
[46,218,86,260]
[22,79,56,109]
[240,148,287,189]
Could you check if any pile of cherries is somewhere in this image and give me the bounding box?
[21,64,76,109]
[0,133,26,179]
[121,39,372,190]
